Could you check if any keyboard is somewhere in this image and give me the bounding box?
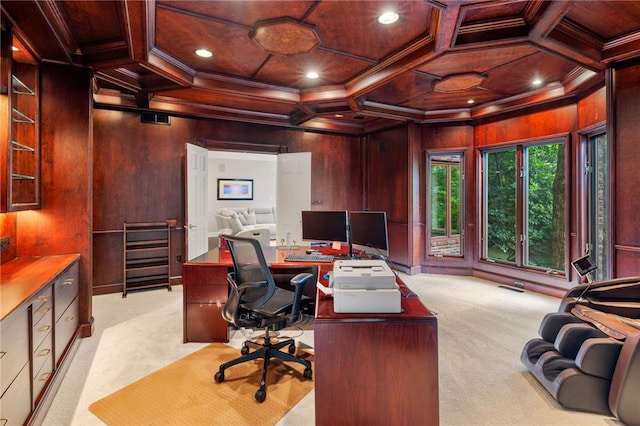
[284,254,334,263]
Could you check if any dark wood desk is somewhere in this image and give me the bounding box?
[314,277,439,426]
[183,247,439,425]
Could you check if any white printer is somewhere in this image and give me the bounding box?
[330,259,401,313]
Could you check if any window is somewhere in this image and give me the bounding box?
[586,132,608,281]
[428,153,463,256]
[482,139,566,272]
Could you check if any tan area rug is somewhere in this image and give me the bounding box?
[89,343,314,425]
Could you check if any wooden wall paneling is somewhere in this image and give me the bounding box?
[577,86,607,130]
[365,125,410,267]
[91,232,122,295]
[16,63,93,336]
[285,131,362,211]
[615,249,640,277]
[612,60,640,276]
[92,110,364,294]
[92,110,185,229]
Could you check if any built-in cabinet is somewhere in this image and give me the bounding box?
[123,222,172,297]
[0,255,80,425]
[1,27,40,212]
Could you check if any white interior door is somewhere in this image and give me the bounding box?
[277,152,311,246]
[186,143,209,260]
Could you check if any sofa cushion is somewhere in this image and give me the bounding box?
[216,208,244,233]
[251,207,275,224]
[242,211,256,225]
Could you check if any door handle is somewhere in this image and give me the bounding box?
[184,224,197,230]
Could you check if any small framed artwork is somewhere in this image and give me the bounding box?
[217,178,254,200]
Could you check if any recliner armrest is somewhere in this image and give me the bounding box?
[609,334,640,426]
[575,337,623,379]
[554,323,607,359]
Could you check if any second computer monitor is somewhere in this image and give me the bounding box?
[301,210,349,245]
[349,211,389,257]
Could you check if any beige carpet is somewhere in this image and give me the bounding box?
[89,343,314,426]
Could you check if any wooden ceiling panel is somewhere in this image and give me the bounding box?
[5,0,640,133]
[255,49,372,88]
[59,1,124,44]
[481,51,580,97]
[157,0,315,28]
[459,1,529,26]
[416,44,539,77]
[154,7,269,78]
[365,71,436,105]
[402,87,502,112]
[564,2,640,41]
[306,1,434,60]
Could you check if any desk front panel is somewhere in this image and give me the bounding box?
[314,283,439,426]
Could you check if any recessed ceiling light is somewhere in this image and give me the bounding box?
[378,11,399,25]
[194,48,213,58]
[306,71,319,79]
[11,46,19,51]
[334,114,344,118]
[467,99,475,104]
[532,78,543,86]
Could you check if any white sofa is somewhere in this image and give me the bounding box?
[215,207,276,239]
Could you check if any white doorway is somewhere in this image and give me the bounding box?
[203,150,311,246]
[185,143,209,260]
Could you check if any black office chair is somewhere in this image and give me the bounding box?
[213,235,314,402]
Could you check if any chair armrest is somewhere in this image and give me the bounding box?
[539,312,584,342]
[289,273,314,319]
[554,323,607,358]
[575,337,623,379]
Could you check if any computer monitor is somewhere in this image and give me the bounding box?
[301,210,349,246]
[349,211,389,257]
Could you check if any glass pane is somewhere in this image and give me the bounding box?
[525,142,565,271]
[430,165,446,237]
[485,149,516,262]
[451,165,460,235]
[429,154,463,256]
[590,133,607,281]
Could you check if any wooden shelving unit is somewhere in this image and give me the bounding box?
[123,221,171,297]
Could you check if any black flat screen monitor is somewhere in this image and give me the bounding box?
[349,211,389,257]
[301,210,349,244]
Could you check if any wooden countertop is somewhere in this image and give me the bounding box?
[1,254,80,321]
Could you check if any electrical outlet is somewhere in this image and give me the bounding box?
[176,254,182,263]
[514,281,525,289]
[0,236,10,253]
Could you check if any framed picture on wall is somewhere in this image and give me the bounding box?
[217,178,254,200]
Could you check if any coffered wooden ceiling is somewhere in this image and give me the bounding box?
[3,0,640,134]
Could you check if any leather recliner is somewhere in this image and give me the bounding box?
[521,277,640,426]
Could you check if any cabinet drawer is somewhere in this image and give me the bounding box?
[32,330,53,400]
[0,305,29,396]
[0,363,31,426]
[185,303,228,342]
[32,313,53,354]
[55,296,79,366]
[186,283,228,303]
[54,262,79,321]
[31,285,53,328]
